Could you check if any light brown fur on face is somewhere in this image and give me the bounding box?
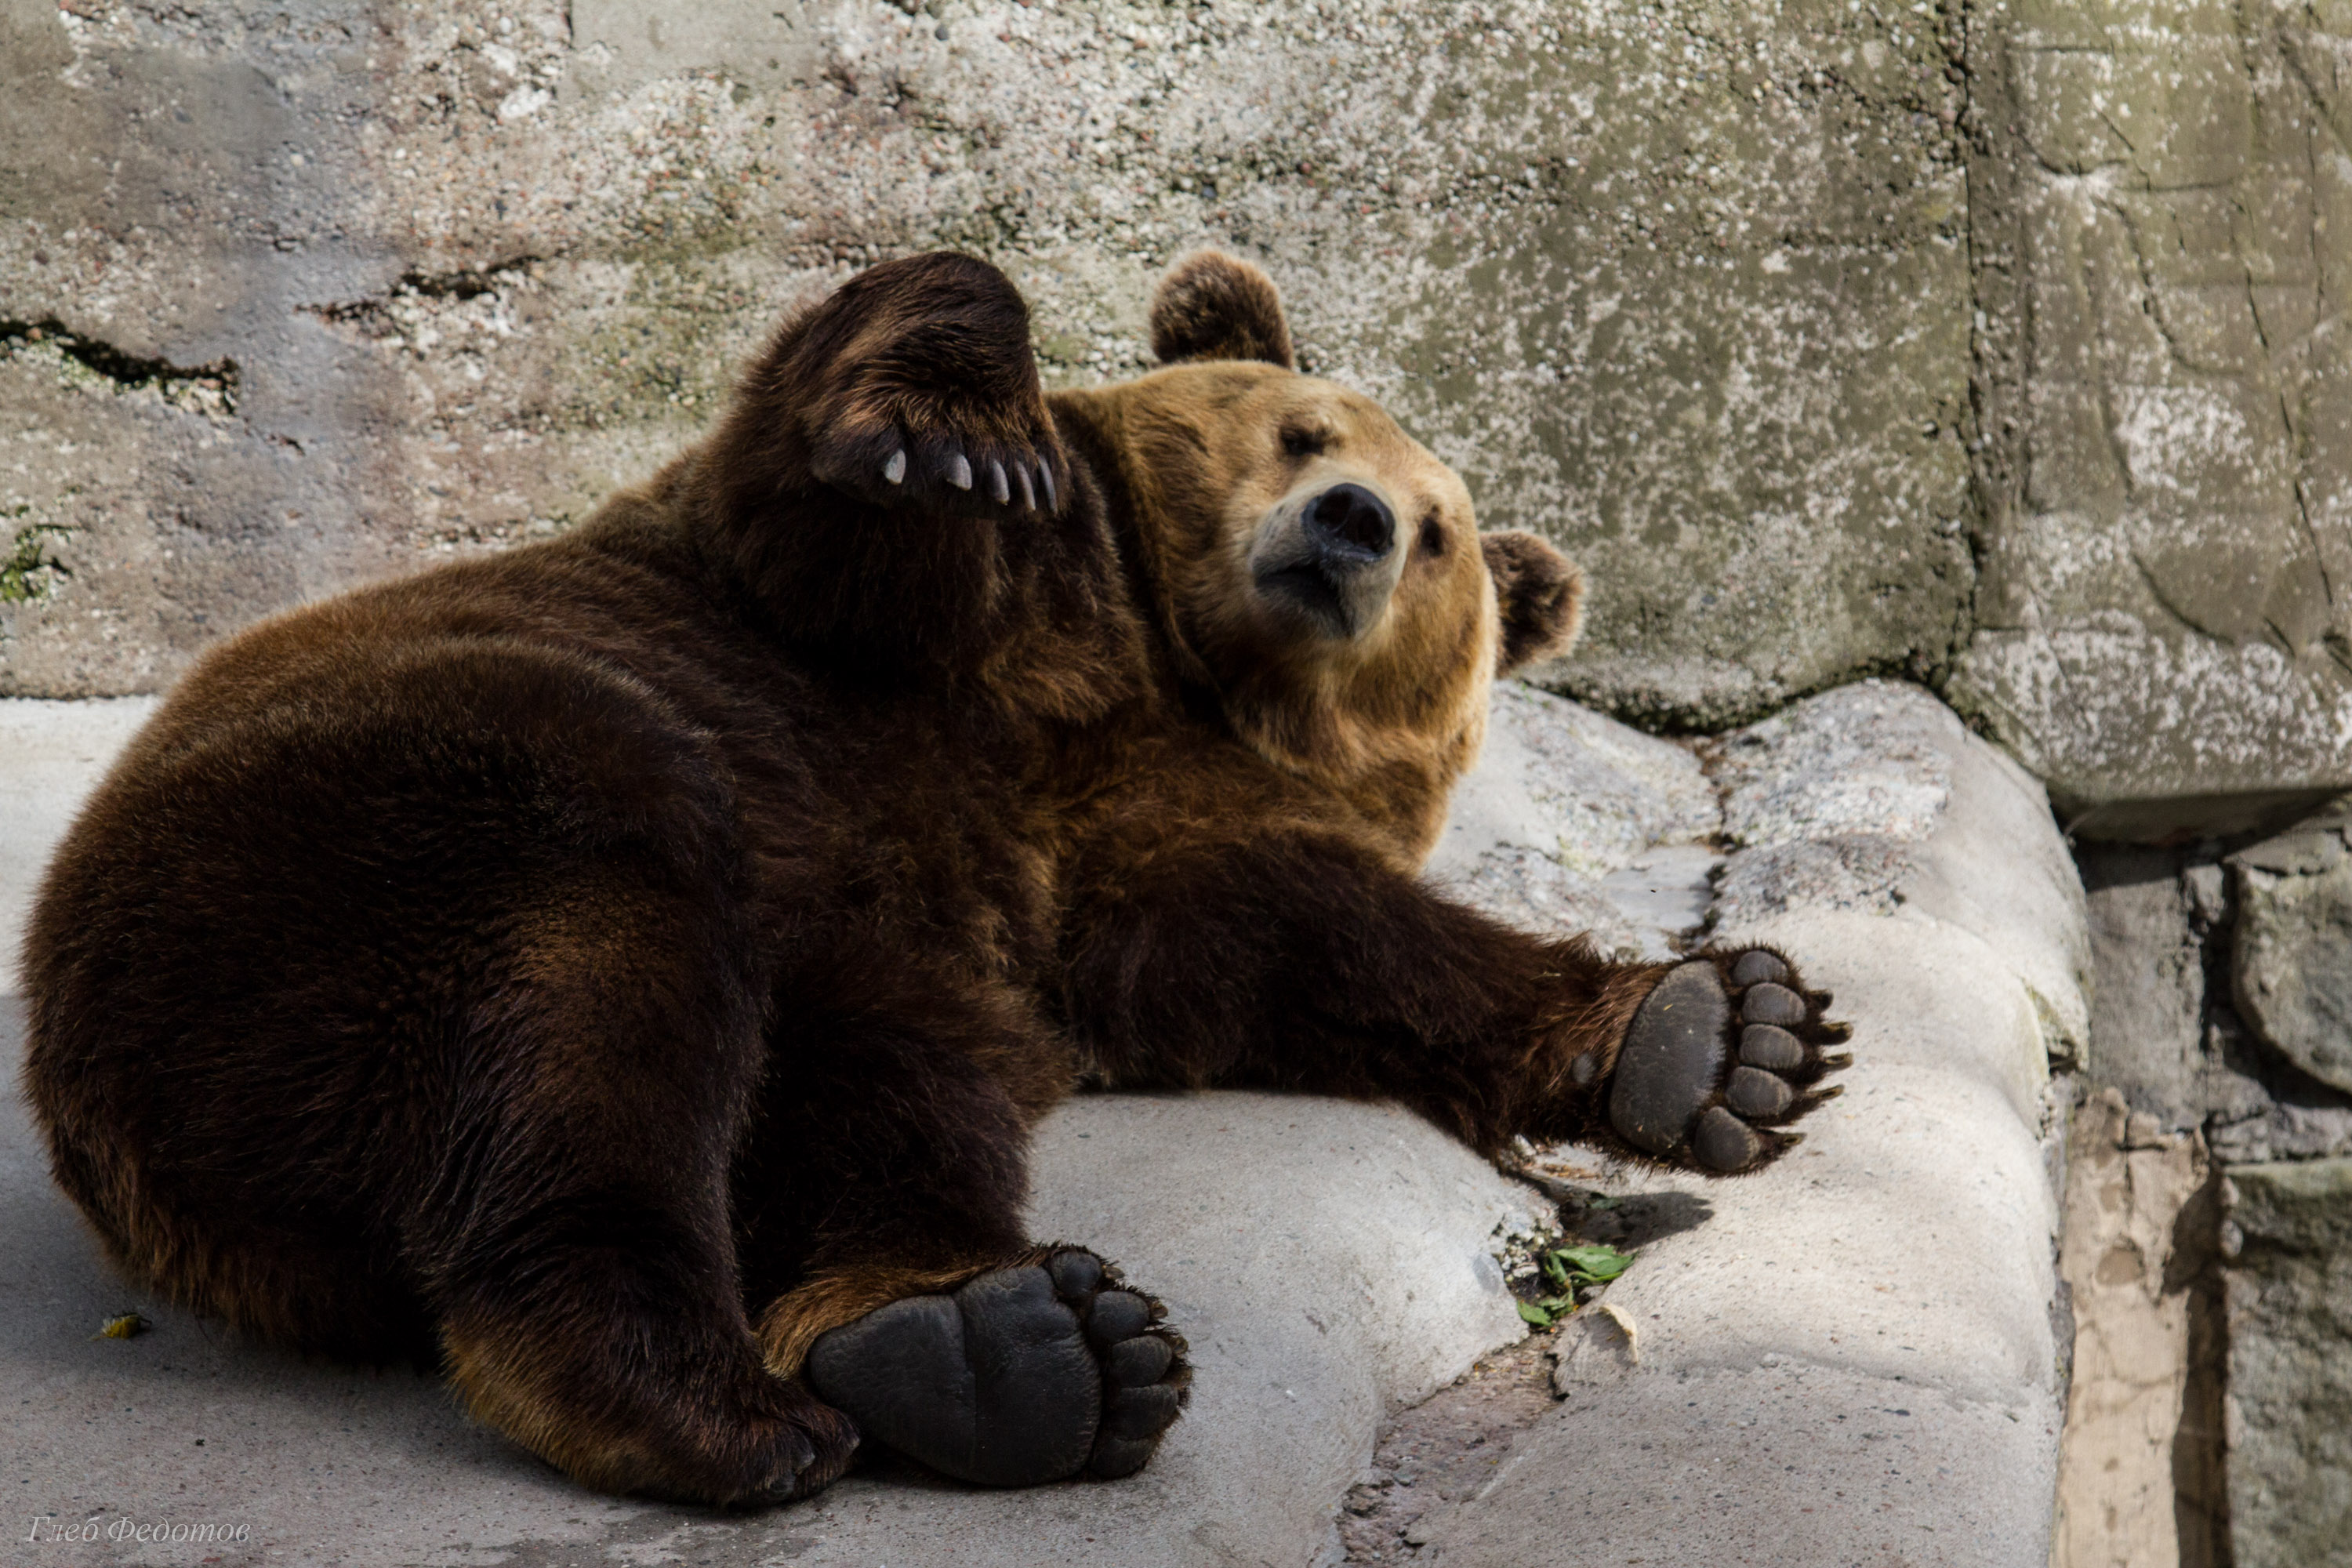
[1048,253,1581,866]
[1054,366,1498,863]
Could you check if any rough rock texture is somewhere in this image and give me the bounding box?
[2078,835,2352,1167]
[1435,677,2092,1076]
[1954,0,2352,833]
[8,0,2348,832]
[1406,677,2081,1567]
[0,0,1973,725]
[1330,1332,1559,1565]
[2232,804,2352,1097]
[2049,1090,2227,1568]
[1425,679,1717,960]
[2071,818,2352,1566]
[1708,678,2090,1068]
[2223,1159,2352,1568]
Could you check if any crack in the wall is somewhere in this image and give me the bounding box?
[0,318,240,413]
[300,256,542,339]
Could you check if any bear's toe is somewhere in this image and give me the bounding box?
[1603,949,1849,1173]
[804,1249,1187,1488]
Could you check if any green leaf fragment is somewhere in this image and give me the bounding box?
[1516,1299,1554,1327]
[1548,1243,1635,1286]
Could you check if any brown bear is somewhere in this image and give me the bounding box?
[20,251,1846,1507]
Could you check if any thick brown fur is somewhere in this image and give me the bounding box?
[25,251,1694,1507]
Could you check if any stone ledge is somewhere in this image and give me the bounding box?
[0,680,2084,1565]
[1418,1361,2057,1568]
[1406,678,2074,1568]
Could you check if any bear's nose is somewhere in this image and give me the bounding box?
[1303,483,1396,564]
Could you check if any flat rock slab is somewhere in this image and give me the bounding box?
[1421,1359,2056,1567]
[1426,681,1716,960]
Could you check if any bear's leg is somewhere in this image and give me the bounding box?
[733,971,1189,1487]
[410,889,858,1507]
[1061,827,1849,1172]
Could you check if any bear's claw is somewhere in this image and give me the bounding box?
[1603,948,1848,1173]
[804,1249,1188,1487]
[851,428,1059,516]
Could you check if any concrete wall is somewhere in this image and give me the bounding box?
[1957,0,2352,836]
[0,0,1976,725]
[4,1,2344,838]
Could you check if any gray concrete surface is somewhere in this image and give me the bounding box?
[0,695,155,993]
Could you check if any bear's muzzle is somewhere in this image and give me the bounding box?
[1248,481,1403,640]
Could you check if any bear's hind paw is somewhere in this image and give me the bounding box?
[1602,948,1849,1174]
[804,1248,1187,1488]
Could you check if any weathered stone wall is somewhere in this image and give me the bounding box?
[2223,1158,2352,1568]
[5,1,2349,833]
[2078,827,2352,1566]
[7,0,2346,840]
[0,0,1973,723]
[1956,0,2352,834]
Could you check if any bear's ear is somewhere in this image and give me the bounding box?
[1149,251,1297,369]
[1480,532,1584,675]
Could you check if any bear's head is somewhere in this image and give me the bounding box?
[1051,252,1583,866]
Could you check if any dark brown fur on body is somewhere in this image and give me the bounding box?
[26,252,1731,1505]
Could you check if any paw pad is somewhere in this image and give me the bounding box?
[1604,949,1849,1173]
[804,1249,1187,1488]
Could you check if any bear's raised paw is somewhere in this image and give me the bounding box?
[1602,949,1850,1174]
[804,1249,1188,1487]
[787,253,1069,518]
